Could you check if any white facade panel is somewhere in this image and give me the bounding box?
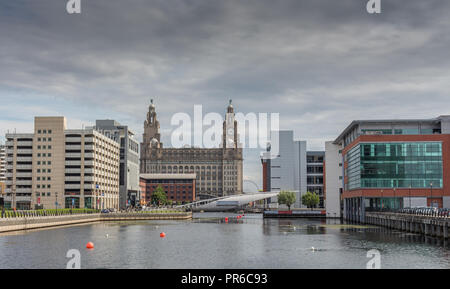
[325,141,342,218]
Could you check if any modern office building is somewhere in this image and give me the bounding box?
[140,100,243,198]
[307,151,325,207]
[331,116,450,222]
[261,130,325,208]
[4,117,120,210]
[94,120,140,209]
[140,173,196,204]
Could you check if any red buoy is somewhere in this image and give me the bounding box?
[86,242,94,249]
[160,232,166,238]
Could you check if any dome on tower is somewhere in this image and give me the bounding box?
[227,99,234,113]
[150,98,156,109]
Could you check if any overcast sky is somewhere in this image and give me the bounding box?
[1,0,450,191]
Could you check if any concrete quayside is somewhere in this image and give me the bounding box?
[364,212,449,239]
[0,211,192,233]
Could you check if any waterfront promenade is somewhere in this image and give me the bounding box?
[0,210,192,233]
[365,212,449,239]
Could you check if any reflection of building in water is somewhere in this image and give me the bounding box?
[140,99,243,198]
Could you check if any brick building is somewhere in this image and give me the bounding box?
[140,173,196,204]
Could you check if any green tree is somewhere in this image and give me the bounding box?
[151,185,167,206]
[302,191,320,209]
[278,191,296,211]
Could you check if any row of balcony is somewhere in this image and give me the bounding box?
[65,152,95,158]
[3,195,32,202]
[66,136,94,143]
[64,184,118,190]
[6,141,33,147]
[5,180,32,186]
[65,144,95,150]
[16,172,32,177]
[65,168,94,174]
[65,176,95,182]
[4,188,32,194]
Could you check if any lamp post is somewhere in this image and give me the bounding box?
[430,182,433,208]
[381,189,384,211]
[409,185,412,208]
[393,187,396,211]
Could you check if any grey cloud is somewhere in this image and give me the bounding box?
[1,0,450,189]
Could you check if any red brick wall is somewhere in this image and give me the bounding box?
[262,161,268,192]
[140,178,196,204]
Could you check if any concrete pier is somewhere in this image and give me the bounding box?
[365,212,449,239]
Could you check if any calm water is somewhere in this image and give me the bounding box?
[0,213,449,269]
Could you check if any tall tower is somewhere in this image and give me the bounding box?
[223,99,238,149]
[143,99,161,148]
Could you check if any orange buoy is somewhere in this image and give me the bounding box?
[160,232,166,238]
[86,242,94,249]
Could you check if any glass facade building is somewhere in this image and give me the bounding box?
[346,142,443,190]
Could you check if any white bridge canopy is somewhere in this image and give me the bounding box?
[176,192,279,212]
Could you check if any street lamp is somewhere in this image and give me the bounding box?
[381,189,384,211]
[393,187,396,211]
[429,182,433,208]
[409,185,412,208]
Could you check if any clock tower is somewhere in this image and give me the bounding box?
[223,99,239,149]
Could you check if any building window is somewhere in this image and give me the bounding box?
[347,142,443,190]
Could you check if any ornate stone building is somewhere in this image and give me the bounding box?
[140,100,243,198]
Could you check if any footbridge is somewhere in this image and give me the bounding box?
[175,192,279,212]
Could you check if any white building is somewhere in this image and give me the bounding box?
[324,141,343,218]
[94,120,140,209]
[261,130,308,208]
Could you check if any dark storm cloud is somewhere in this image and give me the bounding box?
[1,0,450,187]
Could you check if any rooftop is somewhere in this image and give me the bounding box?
[333,116,446,144]
[140,173,197,180]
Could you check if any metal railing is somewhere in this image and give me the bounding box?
[0,208,100,219]
[366,207,450,218]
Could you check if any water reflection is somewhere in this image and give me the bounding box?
[0,213,448,269]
